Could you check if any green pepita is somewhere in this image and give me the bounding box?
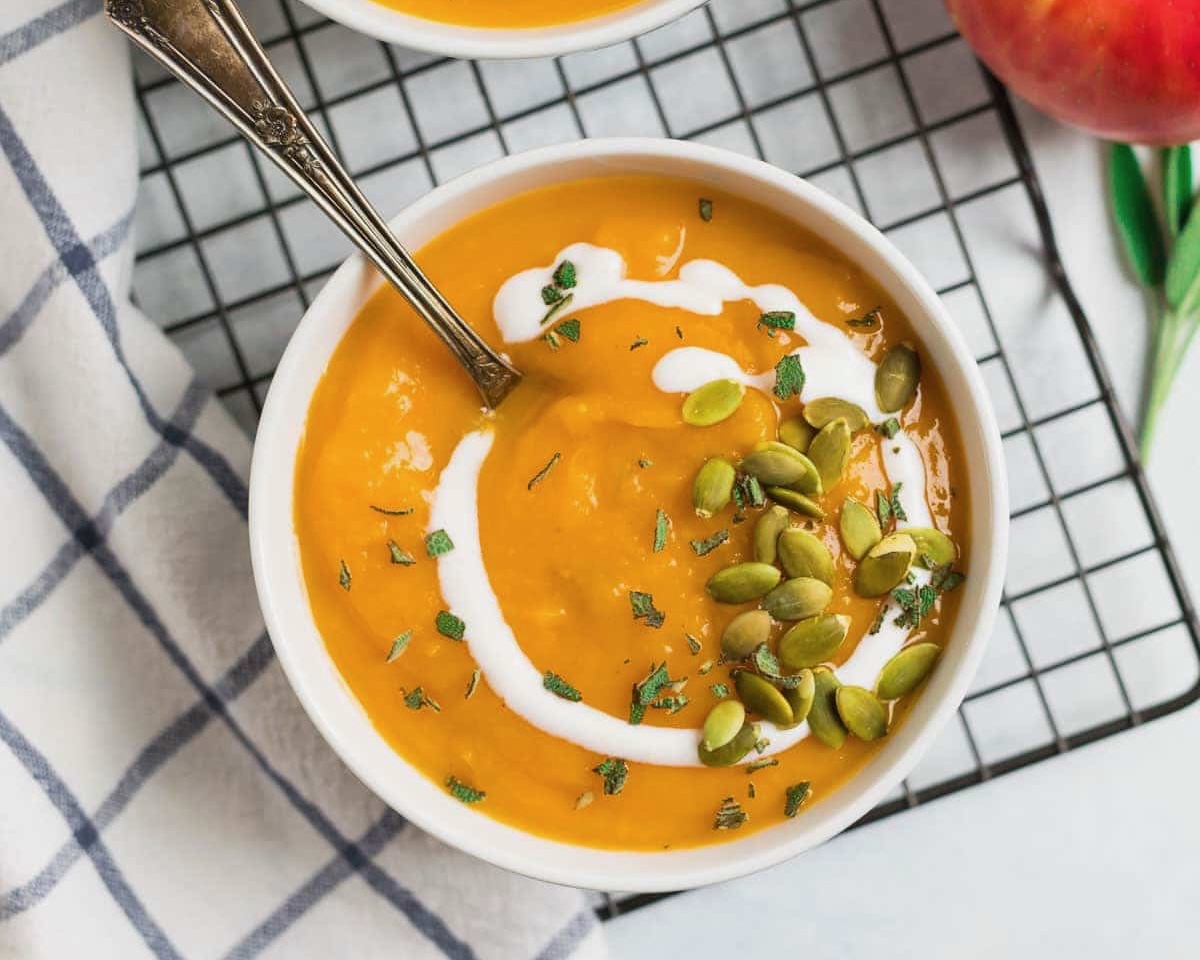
[807,418,852,490]
[777,529,834,583]
[783,669,816,726]
[702,699,746,751]
[907,527,957,568]
[706,562,782,604]
[740,449,812,487]
[752,442,822,494]
[753,506,790,564]
[693,457,736,518]
[721,609,772,659]
[876,642,941,700]
[778,614,851,669]
[854,532,917,597]
[807,667,847,749]
[778,417,816,453]
[762,577,833,621]
[734,671,794,726]
[765,486,825,519]
[835,686,889,741]
[682,378,746,426]
[803,397,870,432]
[840,498,882,561]
[697,719,759,767]
[875,343,921,413]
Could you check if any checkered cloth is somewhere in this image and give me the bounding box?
[0,2,606,958]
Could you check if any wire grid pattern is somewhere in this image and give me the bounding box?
[129,0,1200,918]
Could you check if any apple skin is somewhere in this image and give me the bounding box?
[943,0,1200,145]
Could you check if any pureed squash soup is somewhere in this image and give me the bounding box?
[295,174,968,850]
[372,0,638,27]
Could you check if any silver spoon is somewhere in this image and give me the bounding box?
[107,0,522,409]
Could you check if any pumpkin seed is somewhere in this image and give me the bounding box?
[707,562,783,604]
[682,378,746,426]
[876,642,940,700]
[807,667,846,749]
[753,506,790,564]
[835,686,888,740]
[752,442,822,494]
[740,449,812,487]
[854,532,917,597]
[693,457,736,518]
[783,669,816,726]
[735,671,794,726]
[803,397,870,432]
[697,719,759,767]
[702,699,746,751]
[875,343,920,413]
[762,577,832,621]
[778,417,816,453]
[779,614,851,669]
[777,529,834,583]
[907,527,957,568]
[765,486,825,519]
[721,609,772,659]
[807,418,852,489]
[840,498,882,561]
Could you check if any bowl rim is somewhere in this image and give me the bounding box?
[249,137,1009,892]
[292,0,709,60]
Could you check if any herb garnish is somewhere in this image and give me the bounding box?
[713,797,749,830]
[435,610,466,640]
[876,484,906,529]
[425,529,455,557]
[540,293,574,326]
[846,307,881,328]
[748,783,757,799]
[784,781,811,817]
[385,631,411,663]
[527,452,562,491]
[338,560,351,591]
[868,603,889,635]
[542,284,565,306]
[893,585,937,630]
[686,633,702,655]
[553,260,577,290]
[746,758,779,773]
[629,591,666,629]
[628,662,683,726]
[465,669,480,699]
[931,561,966,594]
[593,757,629,795]
[752,645,806,689]
[543,671,583,702]
[653,509,670,553]
[774,354,805,400]
[370,504,413,516]
[699,198,713,222]
[732,474,765,510]
[445,776,485,804]
[388,540,416,566]
[877,417,901,439]
[710,682,729,699]
[757,311,796,337]
[630,336,649,351]
[690,529,729,557]
[404,686,441,712]
[557,318,581,341]
[651,695,689,714]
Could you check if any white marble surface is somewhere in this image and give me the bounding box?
[608,104,1200,957]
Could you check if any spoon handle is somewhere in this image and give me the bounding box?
[107,0,522,409]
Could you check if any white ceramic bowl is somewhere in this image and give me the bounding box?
[249,138,1008,892]
[295,0,708,59]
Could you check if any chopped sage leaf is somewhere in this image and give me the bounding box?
[541,284,565,306]
[385,631,412,663]
[629,591,666,629]
[846,307,881,328]
[774,354,805,400]
[435,610,466,640]
[628,699,646,725]
[630,336,649,351]
[651,694,690,714]
[653,509,670,553]
[869,602,889,635]
[686,633,703,655]
[784,781,811,817]
[758,311,796,333]
[877,417,901,439]
[593,757,629,795]
[752,644,806,689]
[540,292,574,326]
[337,560,351,591]
[931,562,966,594]
[465,668,480,700]
[543,671,583,702]
[893,585,937,630]
[557,318,581,342]
[425,529,455,558]
[732,474,766,510]
[710,682,730,699]
[746,757,779,773]
[890,482,907,522]
[404,687,440,712]
[690,529,730,557]
[635,661,679,706]
[713,797,749,830]
[699,197,713,222]
[553,260,577,290]
[876,490,892,530]
[527,452,562,491]
[445,775,485,804]
[369,504,413,516]
[388,540,416,566]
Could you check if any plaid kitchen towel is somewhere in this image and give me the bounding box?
[0,2,606,958]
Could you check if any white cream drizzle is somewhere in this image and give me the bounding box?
[428,243,938,767]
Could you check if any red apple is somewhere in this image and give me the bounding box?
[943,0,1200,145]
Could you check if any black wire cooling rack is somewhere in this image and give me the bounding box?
[128,0,1200,919]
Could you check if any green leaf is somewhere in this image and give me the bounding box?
[1165,193,1200,309]
[1162,145,1194,239]
[653,509,670,553]
[543,671,583,702]
[773,354,805,400]
[1109,143,1166,287]
[592,757,629,795]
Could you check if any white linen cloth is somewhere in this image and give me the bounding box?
[0,2,605,958]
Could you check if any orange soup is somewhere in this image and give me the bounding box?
[376,0,640,28]
[294,175,968,850]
